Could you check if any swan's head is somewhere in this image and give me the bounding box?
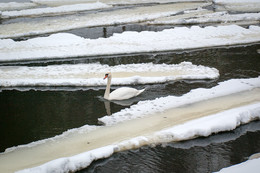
[104,72,111,80]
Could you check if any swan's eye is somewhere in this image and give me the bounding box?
[105,73,108,76]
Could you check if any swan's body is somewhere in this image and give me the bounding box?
[104,73,145,100]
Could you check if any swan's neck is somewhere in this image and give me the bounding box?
[104,77,111,99]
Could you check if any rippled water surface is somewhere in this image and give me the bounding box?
[80,121,260,173]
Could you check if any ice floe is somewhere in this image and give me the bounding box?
[0,2,37,11]
[31,0,207,6]
[0,2,209,39]
[1,2,112,19]
[213,0,260,12]
[0,62,219,87]
[149,11,260,25]
[99,77,260,125]
[1,25,260,62]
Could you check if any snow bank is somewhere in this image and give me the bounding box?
[1,25,260,62]
[216,157,260,173]
[1,2,112,19]
[99,77,260,125]
[0,62,219,87]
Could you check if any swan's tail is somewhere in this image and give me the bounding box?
[137,88,145,95]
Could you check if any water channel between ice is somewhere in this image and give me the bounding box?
[0,87,259,173]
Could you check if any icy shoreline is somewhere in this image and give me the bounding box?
[1,25,260,62]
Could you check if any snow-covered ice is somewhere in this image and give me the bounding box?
[213,0,260,12]
[1,25,260,62]
[149,11,260,25]
[0,77,259,173]
[32,0,207,6]
[0,2,37,11]
[1,2,112,19]
[0,62,219,87]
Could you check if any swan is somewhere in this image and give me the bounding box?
[103,72,145,100]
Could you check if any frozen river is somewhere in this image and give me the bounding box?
[0,0,260,172]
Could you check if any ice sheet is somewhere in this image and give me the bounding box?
[1,25,260,62]
[32,0,206,6]
[213,0,260,12]
[149,11,260,25]
[0,2,209,39]
[1,2,112,19]
[0,2,37,11]
[0,62,219,87]
[0,77,259,173]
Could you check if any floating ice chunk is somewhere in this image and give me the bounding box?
[213,0,260,12]
[0,62,219,87]
[1,25,260,62]
[150,11,260,25]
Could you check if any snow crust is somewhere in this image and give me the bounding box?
[99,77,260,125]
[1,2,112,19]
[216,157,260,173]
[0,62,219,87]
[1,25,260,62]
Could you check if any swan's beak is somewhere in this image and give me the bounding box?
[104,75,108,80]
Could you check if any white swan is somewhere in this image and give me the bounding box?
[103,72,145,100]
